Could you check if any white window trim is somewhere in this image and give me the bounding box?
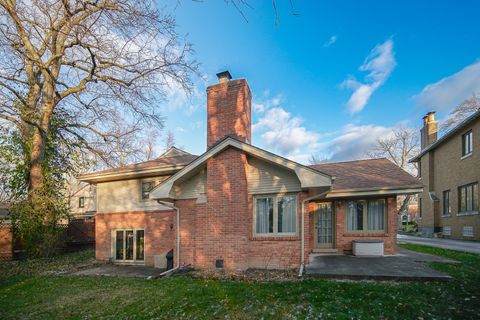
[112,228,146,264]
[345,199,387,234]
[462,131,473,157]
[253,194,298,237]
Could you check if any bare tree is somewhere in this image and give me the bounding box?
[441,93,480,132]
[367,126,420,215]
[0,0,198,199]
[163,129,176,151]
[308,153,328,165]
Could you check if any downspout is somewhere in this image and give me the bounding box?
[299,190,330,277]
[157,200,180,269]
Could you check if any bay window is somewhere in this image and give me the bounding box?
[347,199,386,232]
[255,194,297,236]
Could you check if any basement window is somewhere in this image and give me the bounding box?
[462,226,474,237]
[254,194,297,236]
[442,226,451,236]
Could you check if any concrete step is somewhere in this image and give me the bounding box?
[312,248,338,254]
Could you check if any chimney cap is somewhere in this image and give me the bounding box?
[216,70,232,83]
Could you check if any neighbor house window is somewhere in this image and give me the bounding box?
[418,198,422,218]
[458,183,479,213]
[347,199,386,232]
[255,195,297,236]
[462,226,474,237]
[462,130,473,156]
[442,226,451,236]
[443,190,451,216]
[78,197,85,208]
[141,181,156,200]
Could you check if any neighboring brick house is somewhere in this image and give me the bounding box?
[410,110,480,240]
[70,184,96,219]
[79,71,421,271]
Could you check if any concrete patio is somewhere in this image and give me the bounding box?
[306,247,455,281]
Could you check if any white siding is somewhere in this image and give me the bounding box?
[247,157,301,194]
[174,171,206,199]
[97,176,171,213]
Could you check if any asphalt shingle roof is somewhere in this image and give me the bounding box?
[310,158,420,191]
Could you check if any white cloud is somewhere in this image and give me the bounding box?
[342,39,396,114]
[415,60,480,111]
[175,126,185,132]
[252,95,320,160]
[324,35,337,47]
[326,123,394,161]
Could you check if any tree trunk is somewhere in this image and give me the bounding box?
[28,126,46,194]
[398,195,412,216]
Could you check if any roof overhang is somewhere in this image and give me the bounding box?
[78,165,186,183]
[150,137,332,200]
[324,185,423,198]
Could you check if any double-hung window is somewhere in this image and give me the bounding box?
[462,130,473,157]
[458,183,479,213]
[443,190,451,216]
[347,199,386,232]
[141,181,156,200]
[255,195,297,236]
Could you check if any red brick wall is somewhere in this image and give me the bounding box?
[95,211,175,266]
[206,79,251,148]
[0,225,13,260]
[333,197,397,255]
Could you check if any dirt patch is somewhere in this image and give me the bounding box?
[184,268,301,282]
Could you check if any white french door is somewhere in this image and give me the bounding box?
[114,229,145,263]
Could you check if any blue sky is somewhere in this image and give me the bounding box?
[157,1,480,163]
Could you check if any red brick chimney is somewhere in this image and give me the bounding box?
[420,111,438,149]
[206,71,252,148]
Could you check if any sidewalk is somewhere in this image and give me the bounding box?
[397,234,480,254]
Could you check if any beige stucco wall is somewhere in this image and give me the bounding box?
[97,176,171,213]
[420,117,480,239]
[70,185,96,216]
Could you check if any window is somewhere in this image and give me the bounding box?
[418,198,422,218]
[462,226,474,237]
[78,197,85,208]
[443,190,451,216]
[458,183,479,213]
[255,195,297,235]
[347,199,386,232]
[462,130,473,156]
[442,226,451,236]
[114,229,145,262]
[141,181,156,200]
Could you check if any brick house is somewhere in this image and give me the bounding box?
[410,110,480,240]
[79,71,421,271]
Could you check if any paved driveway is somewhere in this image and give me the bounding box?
[398,234,480,254]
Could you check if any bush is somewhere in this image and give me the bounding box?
[9,190,69,258]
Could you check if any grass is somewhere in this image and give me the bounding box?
[0,246,479,319]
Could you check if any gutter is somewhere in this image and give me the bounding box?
[299,190,330,277]
[157,200,180,269]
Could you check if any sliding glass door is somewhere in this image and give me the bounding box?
[114,229,145,263]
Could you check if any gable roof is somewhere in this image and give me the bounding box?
[310,158,421,194]
[78,147,198,183]
[149,136,332,200]
[410,109,480,162]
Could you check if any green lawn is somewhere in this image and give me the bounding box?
[1,245,479,319]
